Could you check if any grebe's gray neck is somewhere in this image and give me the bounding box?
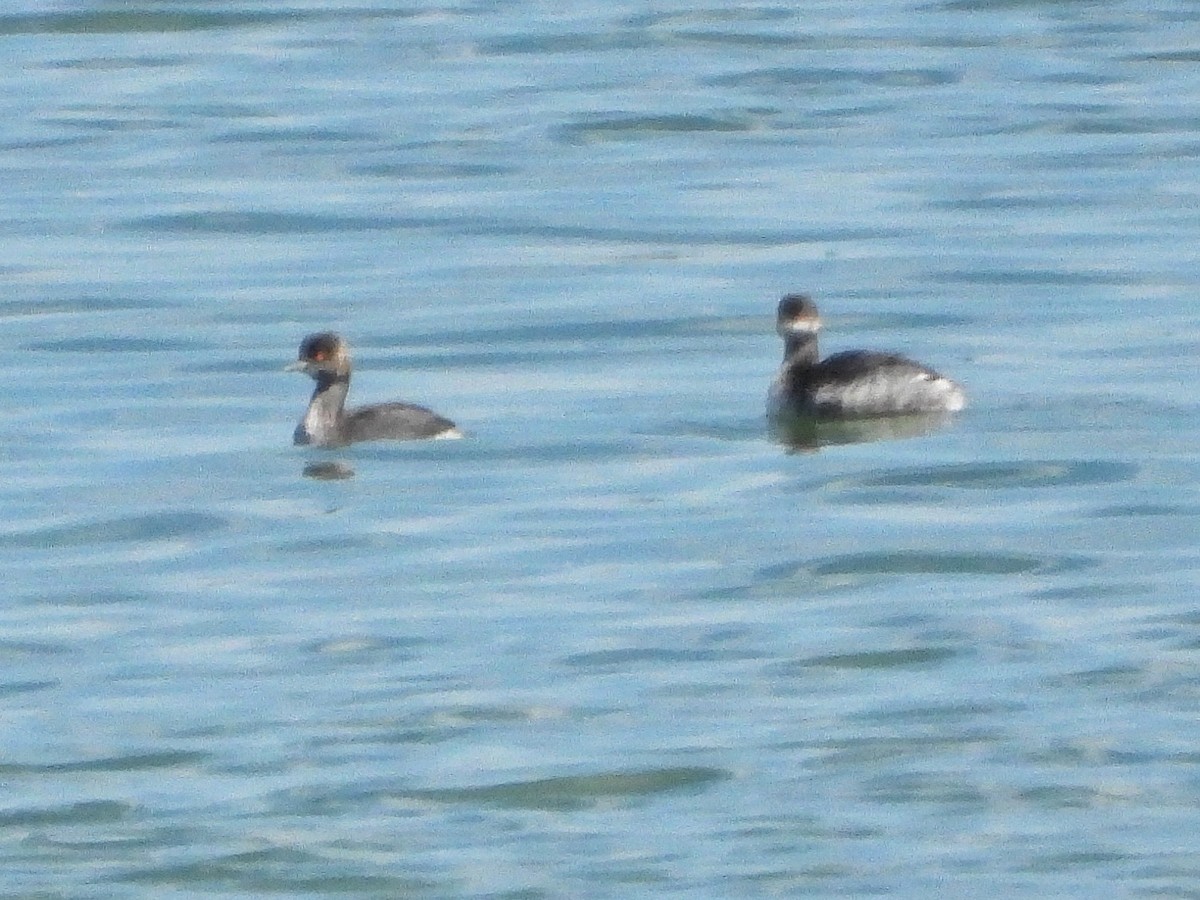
[296,371,350,445]
[782,331,820,368]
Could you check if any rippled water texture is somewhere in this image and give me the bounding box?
[3,1,1200,896]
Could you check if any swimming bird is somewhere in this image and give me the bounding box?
[769,294,966,419]
[287,332,459,446]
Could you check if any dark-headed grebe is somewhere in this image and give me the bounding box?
[287,332,460,446]
[769,294,965,419]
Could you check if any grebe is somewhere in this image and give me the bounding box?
[769,294,965,419]
[287,332,459,446]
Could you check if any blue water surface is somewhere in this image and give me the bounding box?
[2,1,1200,896]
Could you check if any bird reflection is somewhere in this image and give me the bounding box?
[302,460,356,480]
[770,411,955,453]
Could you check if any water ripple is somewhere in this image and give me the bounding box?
[0,679,57,697]
[124,210,907,246]
[0,11,291,35]
[479,32,654,55]
[555,111,764,142]
[561,647,739,667]
[0,511,226,548]
[0,800,130,828]
[861,773,988,807]
[26,336,202,353]
[707,66,960,91]
[852,460,1137,490]
[0,751,206,775]
[0,296,154,318]
[797,647,959,670]
[398,766,731,811]
[349,161,516,179]
[113,848,435,893]
[754,549,1095,590]
[811,550,1092,577]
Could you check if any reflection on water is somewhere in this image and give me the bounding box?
[770,411,957,451]
[302,460,355,481]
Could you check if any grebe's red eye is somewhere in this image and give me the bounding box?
[314,350,327,361]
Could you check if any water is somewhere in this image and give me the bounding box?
[3,1,1200,896]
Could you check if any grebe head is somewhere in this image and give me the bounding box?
[776,294,822,339]
[287,331,351,380]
